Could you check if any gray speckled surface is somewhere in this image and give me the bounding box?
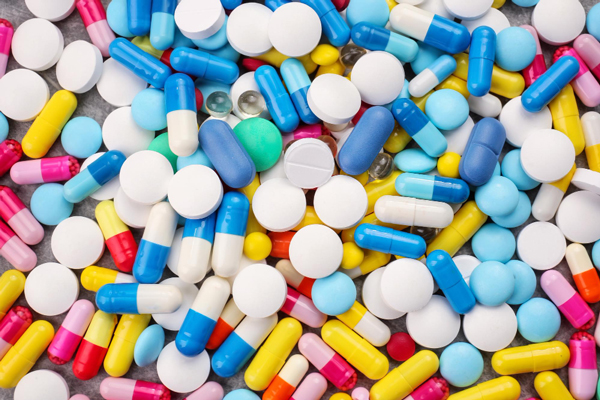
[0,0,600,399]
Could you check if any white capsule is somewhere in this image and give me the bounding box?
[374,195,454,228]
[142,202,178,246]
[468,93,502,118]
[167,109,198,157]
[190,276,231,320]
[137,284,183,314]
[353,310,391,347]
[236,314,279,348]
[531,183,565,222]
[178,235,212,284]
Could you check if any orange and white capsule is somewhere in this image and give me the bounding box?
[263,354,309,400]
[275,259,315,298]
[205,298,245,350]
[566,243,600,304]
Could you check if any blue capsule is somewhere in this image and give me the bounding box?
[410,41,446,75]
[96,283,183,314]
[426,250,476,314]
[392,98,447,157]
[300,0,350,47]
[150,0,176,51]
[165,73,196,113]
[395,173,470,204]
[212,332,256,377]
[127,0,151,36]
[468,26,496,97]
[354,223,426,259]
[459,117,506,187]
[109,38,172,88]
[351,22,419,63]
[170,47,240,85]
[255,65,300,133]
[221,0,242,10]
[280,59,320,125]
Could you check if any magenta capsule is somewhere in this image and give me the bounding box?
[0,19,13,78]
[281,287,327,328]
[291,372,328,400]
[521,25,546,87]
[569,332,597,400]
[283,124,329,146]
[574,34,600,81]
[48,299,95,365]
[0,220,36,271]
[554,46,600,107]
[0,186,44,245]
[541,270,595,330]
[10,156,80,185]
[0,306,32,360]
[76,0,116,57]
[405,377,450,400]
[0,140,22,177]
[100,377,170,400]
[184,382,224,400]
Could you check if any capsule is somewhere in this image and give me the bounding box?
[392,98,447,157]
[96,283,183,314]
[133,202,179,284]
[179,214,216,284]
[395,173,469,204]
[574,34,600,80]
[212,192,249,278]
[10,156,80,186]
[109,38,171,88]
[449,377,520,400]
[370,350,439,400]
[534,371,574,400]
[568,332,597,400]
[48,299,95,365]
[491,342,570,375]
[280,59,320,125]
[541,270,595,330]
[521,25,547,87]
[0,19,12,78]
[427,201,487,255]
[101,377,169,400]
[0,270,25,319]
[0,306,31,360]
[127,0,151,36]
[290,373,328,400]
[72,311,118,380]
[95,201,137,272]
[426,250,476,314]
[275,259,315,298]
[354,223,426,259]
[170,47,239,84]
[565,243,600,304]
[453,53,525,99]
[165,73,198,157]
[351,22,418,63]
[548,84,585,155]
[76,0,115,57]
[0,140,21,177]
[255,65,300,133]
[185,382,224,400]
[409,55,456,98]
[66,153,125,205]
[81,266,136,292]
[375,195,453,229]
[299,0,350,47]
[583,112,600,172]
[104,314,151,377]
[365,171,403,215]
[0,186,43,246]
[532,164,576,222]
[342,249,391,279]
[263,354,309,400]
[468,27,496,97]
[336,301,390,347]
[212,314,278,378]
[459,117,505,186]
[281,287,326,328]
[405,377,450,400]
[0,220,36,272]
[149,0,175,50]
[206,298,245,350]
[0,320,54,388]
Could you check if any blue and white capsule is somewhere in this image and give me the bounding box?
[300,0,350,47]
[179,214,216,284]
[351,22,419,63]
[170,47,240,85]
[165,73,198,157]
[96,283,183,314]
[392,98,448,157]
[354,223,427,259]
[133,202,179,284]
[127,0,151,36]
[212,314,278,377]
[395,173,470,203]
[468,26,496,97]
[409,54,457,97]
[426,250,476,314]
[63,150,126,203]
[176,276,230,356]
[109,38,171,88]
[212,192,249,278]
[280,59,320,125]
[150,0,176,50]
[255,65,300,133]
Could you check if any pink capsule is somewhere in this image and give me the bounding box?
[75,0,115,57]
[574,34,600,81]
[352,387,370,400]
[0,19,12,78]
[48,299,95,365]
[554,46,600,107]
[0,140,22,178]
[281,287,327,328]
[10,156,80,185]
[184,382,224,400]
[283,124,329,146]
[290,372,328,400]
[70,396,90,400]
[405,377,450,400]
[541,270,595,330]
[0,186,44,245]
[0,220,36,271]
[521,25,546,87]
[569,332,597,400]
[100,377,171,400]
[0,306,32,360]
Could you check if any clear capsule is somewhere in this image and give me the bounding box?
[368,153,394,180]
[238,90,266,118]
[206,91,233,119]
[340,44,367,69]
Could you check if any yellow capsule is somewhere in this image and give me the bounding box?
[253,49,317,74]
[583,112,600,172]
[412,91,434,112]
[534,371,574,400]
[0,270,26,319]
[341,242,365,269]
[549,163,576,192]
[365,171,402,215]
[96,200,129,238]
[449,376,521,400]
[246,208,266,235]
[244,232,272,260]
[321,320,389,380]
[22,90,77,158]
[436,76,470,99]
[370,350,439,400]
[0,320,54,388]
[104,314,151,377]
[341,170,369,186]
[239,173,260,204]
[245,318,302,391]
[81,266,135,292]
[427,201,488,256]
[330,394,352,400]
[336,301,390,347]
[316,61,345,77]
[131,36,163,58]
[437,152,462,178]
[311,44,340,66]
[492,0,506,7]
[491,341,570,375]
[383,123,412,154]
[85,310,118,347]
[293,206,327,231]
[341,213,407,243]
[549,84,585,155]
[453,53,524,99]
[356,250,392,277]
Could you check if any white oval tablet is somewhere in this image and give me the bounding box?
[102,107,155,157]
[362,267,406,320]
[11,18,63,71]
[520,129,575,183]
[532,0,585,45]
[252,178,306,232]
[463,303,517,352]
[0,69,49,122]
[168,165,223,219]
[351,51,405,106]
[51,216,105,269]
[453,254,481,285]
[24,262,79,316]
[284,139,334,189]
[443,0,492,20]
[230,72,271,120]
[461,8,510,34]
[227,3,273,57]
[517,221,566,270]
[407,295,460,348]
[314,175,368,230]
[381,259,434,313]
[232,264,287,318]
[166,228,184,276]
[25,0,75,21]
[56,40,103,94]
[308,74,362,125]
[152,278,198,331]
[442,116,474,155]
[570,169,600,196]
[81,152,121,201]
[114,187,153,229]
[268,3,321,57]
[120,150,174,205]
[556,191,600,244]
[499,97,553,148]
[157,342,210,393]
[97,58,148,107]
[175,0,225,40]
[14,370,69,400]
[289,225,343,279]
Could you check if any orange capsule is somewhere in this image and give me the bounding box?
[566,243,600,303]
[269,231,296,258]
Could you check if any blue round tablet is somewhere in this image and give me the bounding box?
[194,17,229,50]
[588,3,600,41]
[394,148,436,173]
[206,43,240,63]
[517,298,560,342]
[177,147,214,171]
[592,240,600,268]
[224,389,260,400]
[131,88,168,131]
[311,272,356,316]
[496,27,537,72]
[31,183,74,226]
[511,0,539,6]
[471,223,516,263]
[0,112,8,142]
[492,191,532,229]
[440,342,484,387]
[493,161,501,177]
[173,27,195,48]
[134,324,165,367]
[505,260,536,305]
[346,0,390,27]
[475,176,519,217]
[425,89,469,131]
[501,149,540,191]
[61,117,103,159]
[106,0,134,38]
[470,260,515,306]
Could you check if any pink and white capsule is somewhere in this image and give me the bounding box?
[185,382,224,400]
[75,0,116,57]
[554,47,600,108]
[0,220,36,271]
[100,377,170,400]
[569,332,597,400]
[574,34,600,81]
[48,299,95,365]
[281,287,327,328]
[0,186,44,245]
[0,19,13,78]
[10,156,80,185]
[290,373,328,400]
[541,270,595,330]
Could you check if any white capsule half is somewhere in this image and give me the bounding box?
[354,311,391,347]
[142,202,179,246]
[212,233,245,278]
[468,93,502,118]
[236,314,278,349]
[374,195,454,228]
[190,276,231,320]
[532,184,564,222]
[167,109,198,157]
[137,284,183,314]
[178,236,212,284]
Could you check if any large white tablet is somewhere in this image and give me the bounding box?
[252,178,306,232]
[157,342,210,393]
[120,150,174,205]
[14,370,69,400]
[11,18,63,71]
[175,0,225,40]
[284,139,334,189]
[351,51,405,106]
[463,303,517,352]
[517,221,566,270]
[0,69,49,122]
[268,3,321,57]
[570,168,600,196]
[381,259,434,313]
[152,278,199,331]
[532,0,585,45]
[362,267,406,320]
[24,262,79,316]
[520,129,575,183]
[56,40,103,94]
[227,3,273,57]
[232,264,287,318]
[81,152,121,201]
[102,107,155,157]
[499,97,552,148]
[407,295,460,349]
[308,74,362,125]
[97,58,148,107]
[556,191,600,244]
[25,0,75,21]
[168,165,223,219]
[461,8,510,34]
[289,225,343,279]
[114,187,154,229]
[313,175,368,230]
[443,0,492,20]
[51,216,105,269]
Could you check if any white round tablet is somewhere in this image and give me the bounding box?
[532,0,585,45]
[268,3,321,57]
[25,0,75,21]
[114,187,153,229]
[407,295,460,348]
[314,175,368,230]
[556,191,600,244]
[570,169,600,196]
[289,225,343,279]
[152,278,198,331]
[166,228,184,276]
[307,74,362,125]
[56,40,102,94]
[225,255,266,288]
[499,97,553,148]
[168,165,223,219]
[102,107,155,157]
[443,0,492,20]
[418,0,452,19]
[517,221,566,270]
[252,178,306,232]
[461,8,510,34]
[0,69,49,122]
[453,255,481,285]
[284,139,334,189]
[120,150,174,205]
[51,216,105,269]
[14,370,69,400]
[463,303,517,352]
[362,267,406,320]
[232,264,287,318]
[351,52,405,106]
[259,153,285,183]
[81,152,121,201]
[24,262,79,316]
[381,259,434,313]
[175,0,225,40]
[97,58,148,107]
[442,116,474,156]
[11,18,63,71]
[157,342,210,393]
[520,129,575,183]
[227,3,273,57]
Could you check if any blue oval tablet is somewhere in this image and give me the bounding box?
[61,117,103,159]
[0,112,8,142]
[471,223,516,263]
[311,271,356,316]
[505,260,536,305]
[501,149,540,191]
[134,324,165,367]
[459,118,506,186]
[106,0,135,37]
[31,183,74,226]
[131,88,168,131]
[588,3,600,41]
[394,148,437,173]
[492,191,532,229]
[469,260,515,306]
[475,176,519,217]
[496,27,537,72]
[440,342,484,387]
[517,298,561,342]
[425,89,469,131]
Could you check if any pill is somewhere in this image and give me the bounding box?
[0,306,31,361]
[47,299,94,365]
[157,341,210,393]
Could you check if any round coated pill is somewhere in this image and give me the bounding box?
[157,342,210,393]
[426,89,469,131]
[469,261,515,306]
[313,175,368,230]
[80,152,121,201]
[570,168,600,196]
[463,303,517,352]
[471,223,516,263]
[0,69,49,122]
[232,264,287,318]
[351,51,405,106]
[97,58,148,107]
[475,176,519,217]
[134,324,165,367]
[505,260,536,305]
[311,271,356,315]
[227,3,273,57]
[307,74,362,125]
[14,370,69,400]
[532,0,585,45]
[114,187,153,229]
[51,216,105,269]
[381,259,433,313]
[512,0,539,5]
[56,40,103,94]
[0,112,7,142]
[31,183,73,225]
[495,27,537,72]
[131,88,168,131]
[453,255,481,285]
[443,0,492,20]
[520,129,575,183]
[499,97,552,148]
[252,178,306,232]
[177,147,213,171]
[168,165,223,219]
[556,190,600,244]
[588,3,600,41]
[120,150,174,205]
[500,150,539,191]
[461,8,510,34]
[386,332,415,362]
[175,0,225,40]
[346,0,389,27]
[152,278,198,331]
[61,117,102,159]
[24,262,79,316]
[233,118,282,172]
[362,267,406,320]
[284,139,334,189]
[517,222,566,270]
[407,295,460,349]
[491,191,532,229]
[289,225,343,279]
[148,132,178,172]
[440,343,484,387]
[106,0,134,38]
[25,0,75,21]
[516,297,560,342]
[11,18,63,71]
[394,149,437,174]
[268,3,321,57]
[103,107,155,157]
[224,390,260,400]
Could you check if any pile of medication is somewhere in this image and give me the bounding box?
[0,0,600,398]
